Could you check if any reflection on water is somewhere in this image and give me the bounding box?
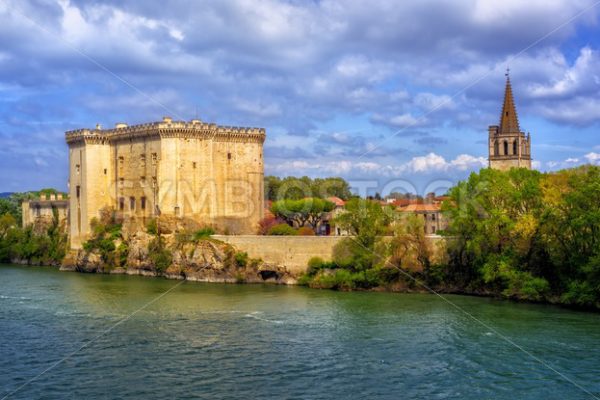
[1,265,599,399]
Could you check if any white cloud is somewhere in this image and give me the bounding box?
[267,152,488,177]
[585,152,600,165]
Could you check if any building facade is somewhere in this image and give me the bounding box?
[488,74,532,170]
[22,193,68,228]
[398,200,448,236]
[66,117,265,248]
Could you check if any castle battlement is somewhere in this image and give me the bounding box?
[65,116,265,249]
[65,117,266,144]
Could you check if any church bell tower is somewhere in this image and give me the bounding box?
[488,71,532,170]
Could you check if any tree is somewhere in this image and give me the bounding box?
[264,176,352,201]
[0,213,16,240]
[270,198,334,232]
[390,213,432,274]
[332,199,392,271]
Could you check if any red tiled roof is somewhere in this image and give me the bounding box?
[399,203,442,212]
[327,196,346,207]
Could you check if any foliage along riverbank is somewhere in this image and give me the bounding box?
[297,166,600,310]
[0,167,598,310]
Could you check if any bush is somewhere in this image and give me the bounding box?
[297,226,315,236]
[147,219,158,235]
[267,223,298,236]
[257,216,279,235]
[234,251,249,267]
[193,227,216,241]
[306,256,338,276]
[311,270,356,290]
[148,238,172,273]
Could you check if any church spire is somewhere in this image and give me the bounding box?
[499,69,520,133]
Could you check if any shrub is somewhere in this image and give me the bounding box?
[148,238,172,273]
[147,219,158,235]
[257,216,279,235]
[267,223,298,236]
[234,251,249,268]
[307,257,325,275]
[193,227,215,241]
[297,226,315,236]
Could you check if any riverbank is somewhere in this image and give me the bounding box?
[8,261,597,312]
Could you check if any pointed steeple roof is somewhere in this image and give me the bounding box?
[499,71,520,133]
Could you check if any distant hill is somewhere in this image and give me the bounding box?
[0,192,14,199]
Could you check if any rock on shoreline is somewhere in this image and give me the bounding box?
[60,232,297,285]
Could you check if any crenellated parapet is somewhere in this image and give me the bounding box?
[65,117,266,144]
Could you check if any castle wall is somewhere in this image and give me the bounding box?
[66,119,265,248]
[112,136,162,221]
[22,196,68,228]
[214,235,346,275]
[214,235,446,276]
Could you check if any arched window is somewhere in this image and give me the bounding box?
[503,141,508,155]
[494,141,499,156]
[513,140,518,155]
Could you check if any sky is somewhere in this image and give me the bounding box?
[0,0,599,196]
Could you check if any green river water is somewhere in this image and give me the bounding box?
[1,264,599,399]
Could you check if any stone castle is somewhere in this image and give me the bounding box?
[488,73,532,170]
[65,117,265,248]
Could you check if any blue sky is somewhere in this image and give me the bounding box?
[1,0,599,195]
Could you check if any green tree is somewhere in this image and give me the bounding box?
[332,199,392,271]
[270,198,334,232]
[264,176,352,201]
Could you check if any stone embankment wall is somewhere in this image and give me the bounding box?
[213,235,447,275]
[213,235,346,275]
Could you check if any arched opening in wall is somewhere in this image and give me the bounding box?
[503,141,508,155]
[513,140,518,155]
[494,141,499,156]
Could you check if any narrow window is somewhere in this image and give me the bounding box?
[119,177,124,187]
[431,213,436,221]
[494,141,499,156]
[76,185,81,198]
[151,153,158,165]
[513,140,518,155]
[103,168,107,175]
[119,197,125,211]
[141,197,146,210]
[130,197,135,211]
[227,152,231,160]
[432,226,436,234]
[503,141,508,155]
[140,176,146,186]
[75,164,80,175]
[192,162,197,169]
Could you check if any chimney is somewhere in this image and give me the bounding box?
[115,123,128,129]
[57,193,63,200]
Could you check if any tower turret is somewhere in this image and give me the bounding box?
[488,71,532,170]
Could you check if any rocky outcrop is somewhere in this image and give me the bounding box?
[61,232,297,284]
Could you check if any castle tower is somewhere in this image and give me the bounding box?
[488,72,532,170]
[65,118,265,249]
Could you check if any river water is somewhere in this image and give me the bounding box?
[1,265,599,399]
